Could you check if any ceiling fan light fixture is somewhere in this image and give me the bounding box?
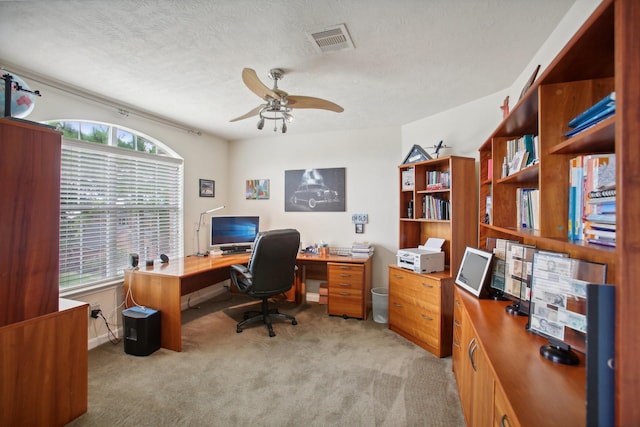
[257,117,264,130]
[282,122,287,133]
[284,112,294,123]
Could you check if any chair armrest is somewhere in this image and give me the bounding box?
[230,264,251,279]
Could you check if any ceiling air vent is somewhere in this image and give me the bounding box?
[307,24,355,54]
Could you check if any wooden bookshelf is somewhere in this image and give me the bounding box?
[469,1,640,425]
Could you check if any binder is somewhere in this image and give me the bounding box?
[586,284,615,427]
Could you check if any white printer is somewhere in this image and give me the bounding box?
[396,238,445,273]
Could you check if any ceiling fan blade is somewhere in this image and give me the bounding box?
[242,68,279,100]
[229,104,265,122]
[287,95,344,113]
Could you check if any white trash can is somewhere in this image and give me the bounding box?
[371,287,389,324]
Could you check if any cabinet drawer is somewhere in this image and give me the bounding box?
[328,263,364,290]
[389,269,441,299]
[389,295,440,338]
[328,291,363,318]
[389,298,440,347]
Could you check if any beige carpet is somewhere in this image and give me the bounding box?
[67,293,464,426]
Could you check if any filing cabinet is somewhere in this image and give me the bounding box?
[388,265,454,357]
[327,262,371,319]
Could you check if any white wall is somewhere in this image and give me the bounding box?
[227,126,400,288]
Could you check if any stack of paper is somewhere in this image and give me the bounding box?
[351,242,374,258]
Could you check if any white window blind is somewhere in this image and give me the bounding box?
[59,138,183,290]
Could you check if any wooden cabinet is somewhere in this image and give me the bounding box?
[0,118,87,425]
[327,261,371,319]
[0,299,88,426]
[454,292,494,426]
[388,265,453,357]
[398,155,477,277]
[453,288,585,427]
[476,1,640,423]
[0,118,61,326]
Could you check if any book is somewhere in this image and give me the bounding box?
[587,237,616,247]
[589,189,616,199]
[568,155,584,240]
[522,134,536,166]
[568,92,616,128]
[585,213,616,224]
[564,103,615,137]
[401,168,414,191]
[585,228,616,240]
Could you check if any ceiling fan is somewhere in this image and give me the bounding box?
[230,68,344,133]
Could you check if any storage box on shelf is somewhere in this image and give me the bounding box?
[392,155,477,358]
[467,0,640,425]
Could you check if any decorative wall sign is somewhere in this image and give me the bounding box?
[402,144,431,164]
[246,179,270,199]
[284,167,346,212]
[199,179,215,197]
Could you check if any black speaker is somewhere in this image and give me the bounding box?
[122,306,161,356]
[586,284,615,427]
[129,253,139,268]
[160,253,169,263]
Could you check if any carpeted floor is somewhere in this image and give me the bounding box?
[67,293,464,426]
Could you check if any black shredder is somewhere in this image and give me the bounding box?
[122,306,161,356]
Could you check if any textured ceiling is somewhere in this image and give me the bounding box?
[0,0,576,141]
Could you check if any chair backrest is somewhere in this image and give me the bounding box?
[246,229,301,297]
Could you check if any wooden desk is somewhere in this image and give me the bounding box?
[124,253,371,351]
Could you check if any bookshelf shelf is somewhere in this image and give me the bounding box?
[550,116,615,154]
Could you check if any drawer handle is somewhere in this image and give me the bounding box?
[454,320,461,327]
[421,283,434,288]
[500,414,512,427]
[453,340,461,349]
[339,273,351,277]
[393,274,404,280]
[339,292,350,296]
[421,314,433,321]
[393,303,403,308]
[455,300,461,307]
[339,283,351,287]
[468,338,478,372]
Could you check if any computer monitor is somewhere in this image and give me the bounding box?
[210,216,259,253]
[455,247,493,298]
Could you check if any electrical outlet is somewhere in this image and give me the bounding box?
[89,303,100,319]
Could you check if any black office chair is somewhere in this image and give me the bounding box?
[229,228,301,337]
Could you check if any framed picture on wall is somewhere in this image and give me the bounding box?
[199,179,215,197]
[284,167,346,212]
[246,179,270,199]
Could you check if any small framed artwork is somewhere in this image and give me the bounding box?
[246,179,270,200]
[402,144,431,164]
[199,179,215,197]
[519,64,540,100]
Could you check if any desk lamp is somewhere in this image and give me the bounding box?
[195,205,225,256]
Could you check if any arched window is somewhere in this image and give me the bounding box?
[46,120,184,291]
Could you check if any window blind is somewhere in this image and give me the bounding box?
[59,138,183,290]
